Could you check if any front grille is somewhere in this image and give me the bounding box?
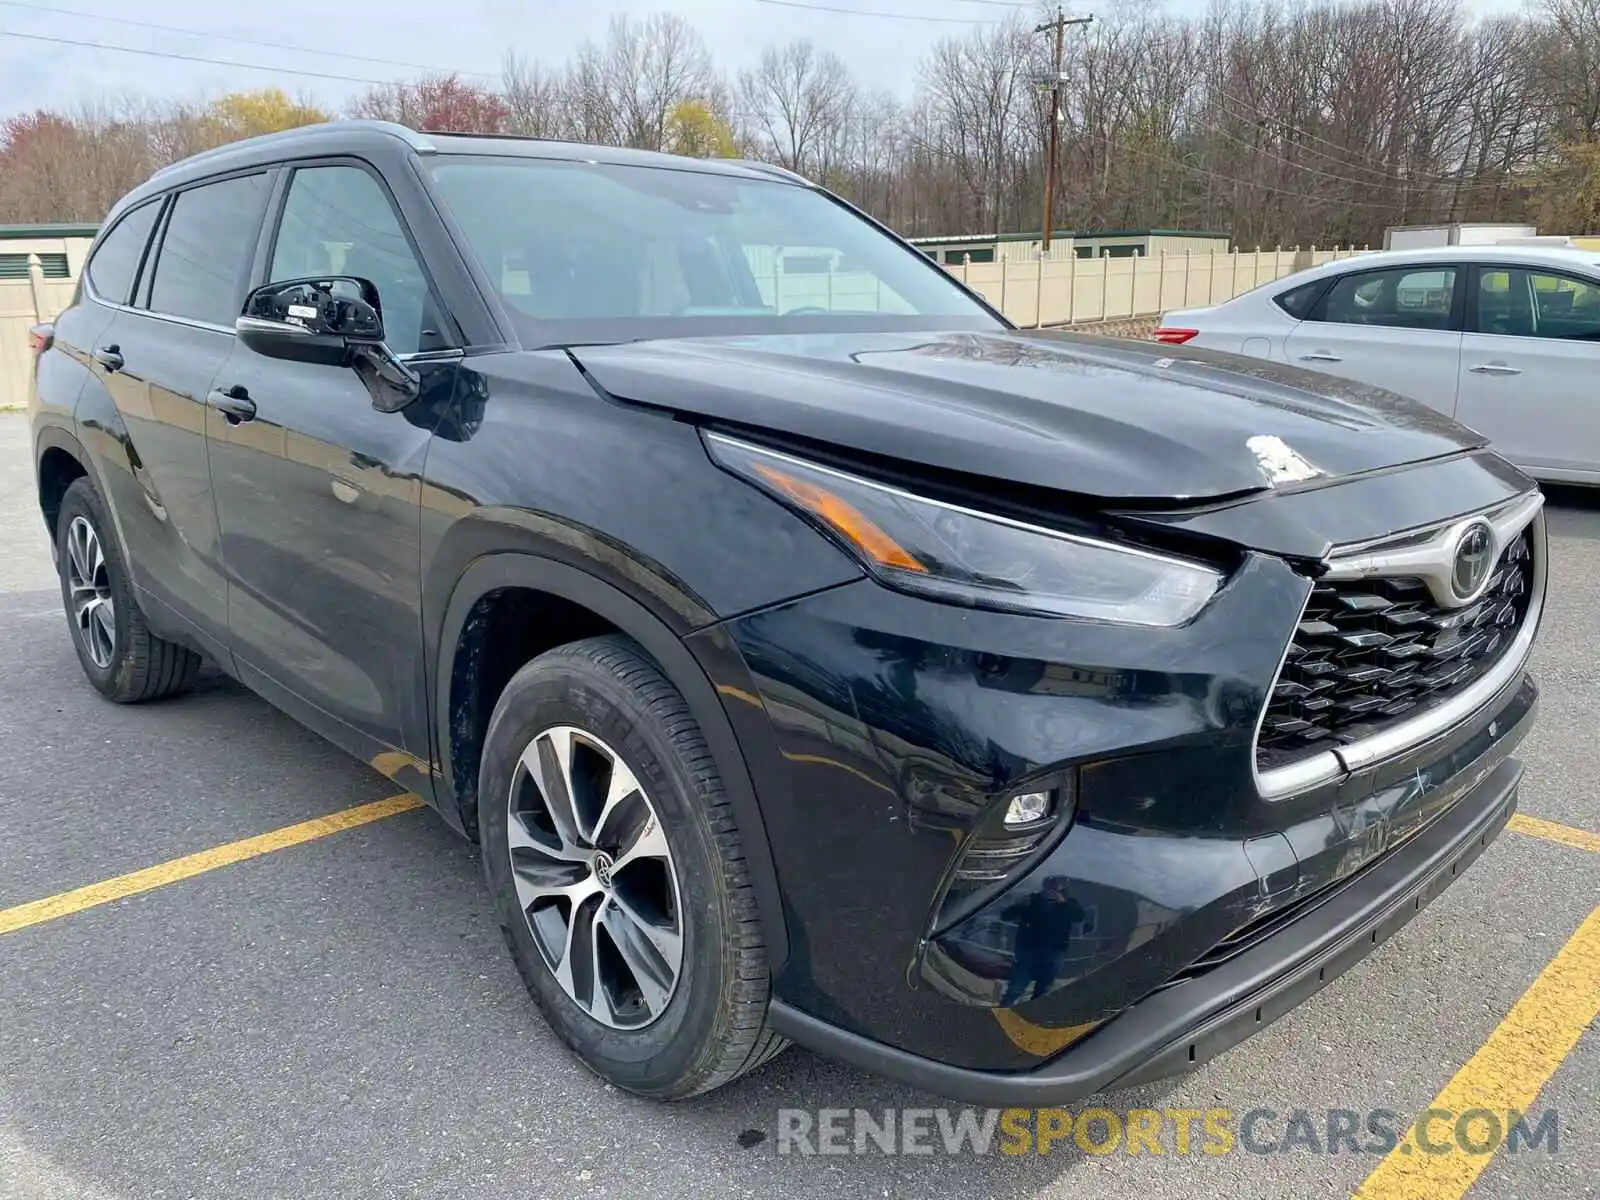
[1256,529,1534,770]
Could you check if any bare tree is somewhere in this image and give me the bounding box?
[737,41,857,182]
[917,17,1039,236]
[1541,0,1600,138]
[502,52,572,140]
[571,13,718,151]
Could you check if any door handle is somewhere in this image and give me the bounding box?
[1298,351,1342,363]
[207,385,256,424]
[93,344,124,373]
[1468,362,1522,376]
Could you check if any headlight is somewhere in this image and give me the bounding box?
[705,433,1223,627]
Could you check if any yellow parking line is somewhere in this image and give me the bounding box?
[1354,905,1600,1200]
[1508,813,1600,855]
[0,793,423,936]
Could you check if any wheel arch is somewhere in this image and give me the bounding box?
[32,424,102,544]
[432,550,790,971]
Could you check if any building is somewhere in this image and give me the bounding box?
[1068,228,1233,259]
[910,230,1078,265]
[1,224,97,410]
[909,227,1231,265]
[0,223,97,282]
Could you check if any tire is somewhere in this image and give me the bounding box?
[56,476,201,703]
[479,634,787,1099]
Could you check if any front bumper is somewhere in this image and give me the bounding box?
[687,455,1544,1088]
[769,748,1522,1106]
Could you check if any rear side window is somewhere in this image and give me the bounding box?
[1274,280,1323,320]
[85,201,161,305]
[147,173,271,326]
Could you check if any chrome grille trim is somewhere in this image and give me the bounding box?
[1254,496,1546,801]
[1321,492,1544,607]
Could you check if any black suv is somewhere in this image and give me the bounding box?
[29,121,1544,1103]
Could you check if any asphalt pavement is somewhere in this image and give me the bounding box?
[0,411,1595,1200]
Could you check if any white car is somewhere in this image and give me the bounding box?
[1156,245,1600,484]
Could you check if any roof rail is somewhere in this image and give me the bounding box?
[421,129,549,142]
[152,120,436,178]
[729,159,813,185]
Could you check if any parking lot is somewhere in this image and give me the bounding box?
[0,408,1595,1200]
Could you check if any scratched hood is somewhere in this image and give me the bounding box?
[569,329,1486,502]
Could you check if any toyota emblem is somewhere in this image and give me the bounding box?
[1450,520,1495,602]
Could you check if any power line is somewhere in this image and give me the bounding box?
[753,0,1000,23]
[0,0,496,78]
[0,28,410,85]
[1214,90,1493,186]
[1111,137,1442,214]
[1192,109,1515,195]
[1211,100,1522,195]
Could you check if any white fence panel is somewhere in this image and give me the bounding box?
[1,262,77,409]
[946,247,1371,328]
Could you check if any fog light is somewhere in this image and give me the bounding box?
[1003,790,1053,827]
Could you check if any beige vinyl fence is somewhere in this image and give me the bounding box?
[946,246,1369,328]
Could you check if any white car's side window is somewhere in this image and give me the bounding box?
[1476,267,1600,342]
[1317,266,1459,332]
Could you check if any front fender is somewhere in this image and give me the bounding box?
[427,547,792,972]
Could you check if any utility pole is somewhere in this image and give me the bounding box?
[1035,7,1093,254]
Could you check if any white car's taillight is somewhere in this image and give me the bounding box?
[1151,327,1199,345]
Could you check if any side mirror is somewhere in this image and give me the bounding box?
[236,276,386,367]
[235,276,421,412]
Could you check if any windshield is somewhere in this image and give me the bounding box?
[426,155,1002,345]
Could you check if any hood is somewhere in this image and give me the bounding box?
[569,329,1486,502]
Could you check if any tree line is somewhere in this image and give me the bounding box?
[3,0,1598,247]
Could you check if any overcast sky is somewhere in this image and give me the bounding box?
[0,0,1528,121]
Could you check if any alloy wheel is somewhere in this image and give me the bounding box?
[507,725,684,1030]
[66,515,115,670]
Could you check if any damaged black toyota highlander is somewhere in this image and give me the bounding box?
[31,122,1543,1102]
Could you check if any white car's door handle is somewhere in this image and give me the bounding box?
[1468,362,1522,376]
[1298,351,1342,363]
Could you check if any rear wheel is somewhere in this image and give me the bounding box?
[55,477,200,702]
[478,634,787,1098]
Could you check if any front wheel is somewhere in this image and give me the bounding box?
[55,477,200,702]
[478,634,787,1099]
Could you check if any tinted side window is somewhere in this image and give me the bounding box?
[1475,269,1531,337]
[85,201,161,305]
[269,165,432,355]
[1318,266,1458,332]
[1275,280,1324,320]
[1531,271,1600,340]
[1477,268,1600,341]
[147,173,270,325]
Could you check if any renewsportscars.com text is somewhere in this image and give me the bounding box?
[775,1106,1560,1157]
